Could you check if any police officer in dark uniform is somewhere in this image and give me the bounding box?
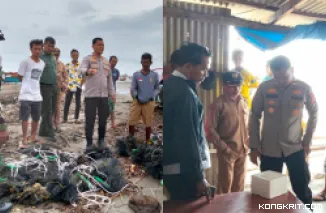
[249,56,318,211]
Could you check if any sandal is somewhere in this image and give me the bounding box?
[18,141,29,149]
[27,136,44,145]
[312,193,326,201]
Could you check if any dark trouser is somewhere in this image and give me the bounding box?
[164,174,197,201]
[39,84,57,137]
[63,88,82,121]
[260,150,312,208]
[84,97,109,146]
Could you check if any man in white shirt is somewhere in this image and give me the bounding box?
[17,39,45,149]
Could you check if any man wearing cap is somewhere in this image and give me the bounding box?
[206,71,248,194]
[53,47,68,132]
[249,56,317,210]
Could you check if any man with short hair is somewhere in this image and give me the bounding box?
[232,49,259,108]
[249,55,318,211]
[109,55,120,128]
[164,43,212,201]
[39,36,57,142]
[129,53,160,144]
[64,49,83,123]
[53,47,67,132]
[17,39,45,149]
[78,38,115,150]
[206,71,248,194]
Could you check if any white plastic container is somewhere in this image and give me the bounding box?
[251,170,288,199]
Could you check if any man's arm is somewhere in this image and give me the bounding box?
[302,87,318,147]
[153,73,160,98]
[107,69,115,98]
[78,56,90,75]
[117,69,120,80]
[175,94,204,183]
[17,60,27,82]
[249,85,264,150]
[249,72,259,88]
[62,62,68,86]
[206,99,229,152]
[130,73,138,99]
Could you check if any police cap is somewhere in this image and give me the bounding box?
[222,71,244,86]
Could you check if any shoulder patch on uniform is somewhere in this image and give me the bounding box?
[309,92,316,104]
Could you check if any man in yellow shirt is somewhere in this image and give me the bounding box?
[231,50,259,108]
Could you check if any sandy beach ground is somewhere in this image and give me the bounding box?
[0,80,164,213]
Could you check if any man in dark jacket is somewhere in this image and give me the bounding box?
[163,42,212,201]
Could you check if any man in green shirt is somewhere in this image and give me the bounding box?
[39,37,57,142]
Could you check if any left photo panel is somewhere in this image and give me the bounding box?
[0,0,163,212]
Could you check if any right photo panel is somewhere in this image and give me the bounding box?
[163,0,326,212]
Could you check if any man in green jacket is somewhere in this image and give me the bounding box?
[39,37,57,142]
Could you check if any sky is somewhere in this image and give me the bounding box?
[0,0,163,75]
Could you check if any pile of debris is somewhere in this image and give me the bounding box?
[0,144,130,210]
[116,136,163,180]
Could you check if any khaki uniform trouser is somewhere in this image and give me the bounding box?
[217,150,246,194]
[53,90,64,127]
[129,100,155,127]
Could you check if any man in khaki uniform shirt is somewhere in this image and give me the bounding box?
[206,71,248,194]
[53,48,68,132]
[249,56,318,210]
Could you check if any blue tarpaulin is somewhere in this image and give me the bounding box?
[235,21,326,51]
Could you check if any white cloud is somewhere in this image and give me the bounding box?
[0,0,163,74]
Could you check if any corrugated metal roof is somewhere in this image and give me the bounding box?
[174,0,326,27]
[296,0,326,15]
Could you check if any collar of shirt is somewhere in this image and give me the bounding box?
[70,61,79,65]
[42,51,52,56]
[273,78,297,89]
[172,70,187,80]
[224,94,242,103]
[91,53,103,61]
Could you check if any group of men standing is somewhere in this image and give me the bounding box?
[16,36,160,151]
[17,37,121,150]
[163,42,318,211]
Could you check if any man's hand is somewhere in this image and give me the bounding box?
[111,95,116,103]
[249,149,261,166]
[196,179,211,202]
[87,69,97,76]
[303,144,310,159]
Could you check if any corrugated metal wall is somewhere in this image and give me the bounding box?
[164,0,230,189]
[164,0,229,114]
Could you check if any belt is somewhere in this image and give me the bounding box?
[163,163,180,175]
[40,83,55,86]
